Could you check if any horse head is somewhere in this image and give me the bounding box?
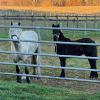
[9,22,22,43]
[52,24,61,41]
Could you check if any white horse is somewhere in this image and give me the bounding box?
[9,22,41,83]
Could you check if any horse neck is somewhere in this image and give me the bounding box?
[58,31,65,41]
[58,31,71,42]
[11,42,20,52]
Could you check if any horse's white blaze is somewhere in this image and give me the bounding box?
[9,22,22,38]
[11,42,18,61]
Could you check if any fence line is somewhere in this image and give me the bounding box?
[0,72,100,83]
[1,18,100,22]
[0,61,100,72]
[0,15,100,83]
[0,50,100,60]
[1,25,100,31]
[0,38,100,46]
[0,15,100,22]
[0,15,100,18]
[0,17,100,22]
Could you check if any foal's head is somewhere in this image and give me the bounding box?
[9,22,22,43]
[52,24,61,41]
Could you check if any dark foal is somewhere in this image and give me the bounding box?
[52,24,98,78]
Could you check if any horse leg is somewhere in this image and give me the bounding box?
[36,55,41,76]
[23,59,30,83]
[59,57,66,77]
[33,48,41,77]
[32,55,37,75]
[16,65,21,83]
[85,45,98,78]
[25,66,30,83]
[88,59,98,78]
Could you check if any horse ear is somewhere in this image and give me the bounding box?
[18,22,21,26]
[11,22,13,26]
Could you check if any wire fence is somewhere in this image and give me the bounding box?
[1,25,100,31]
[0,15,100,83]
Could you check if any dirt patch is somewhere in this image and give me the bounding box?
[31,78,100,94]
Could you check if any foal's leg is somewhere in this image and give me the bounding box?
[59,57,66,77]
[88,59,98,78]
[16,65,21,83]
[85,45,98,78]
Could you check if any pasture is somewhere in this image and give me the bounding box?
[0,80,100,100]
[0,13,100,99]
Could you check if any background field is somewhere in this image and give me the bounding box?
[0,0,100,6]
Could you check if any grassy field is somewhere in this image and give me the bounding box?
[0,17,100,99]
[0,80,100,100]
[0,28,100,99]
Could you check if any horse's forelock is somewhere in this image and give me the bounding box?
[10,22,21,28]
[12,22,20,26]
[9,27,22,39]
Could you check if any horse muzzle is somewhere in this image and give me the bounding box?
[11,35,19,43]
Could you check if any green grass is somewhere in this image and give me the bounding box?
[0,32,8,38]
[0,80,99,100]
[0,30,100,40]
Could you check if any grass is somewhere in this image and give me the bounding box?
[0,32,8,38]
[0,80,99,100]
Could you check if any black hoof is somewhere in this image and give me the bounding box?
[16,77,21,83]
[60,74,65,77]
[90,71,98,78]
[16,79,21,83]
[26,78,31,83]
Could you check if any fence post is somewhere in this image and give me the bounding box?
[66,15,69,27]
[94,15,97,28]
[76,15,79,28]
[32,11,34,26]
[72,16,76,34]
[34,12,42,77]
[56,15,59,24]
[36,12,44,77]
[84,15,88,34]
